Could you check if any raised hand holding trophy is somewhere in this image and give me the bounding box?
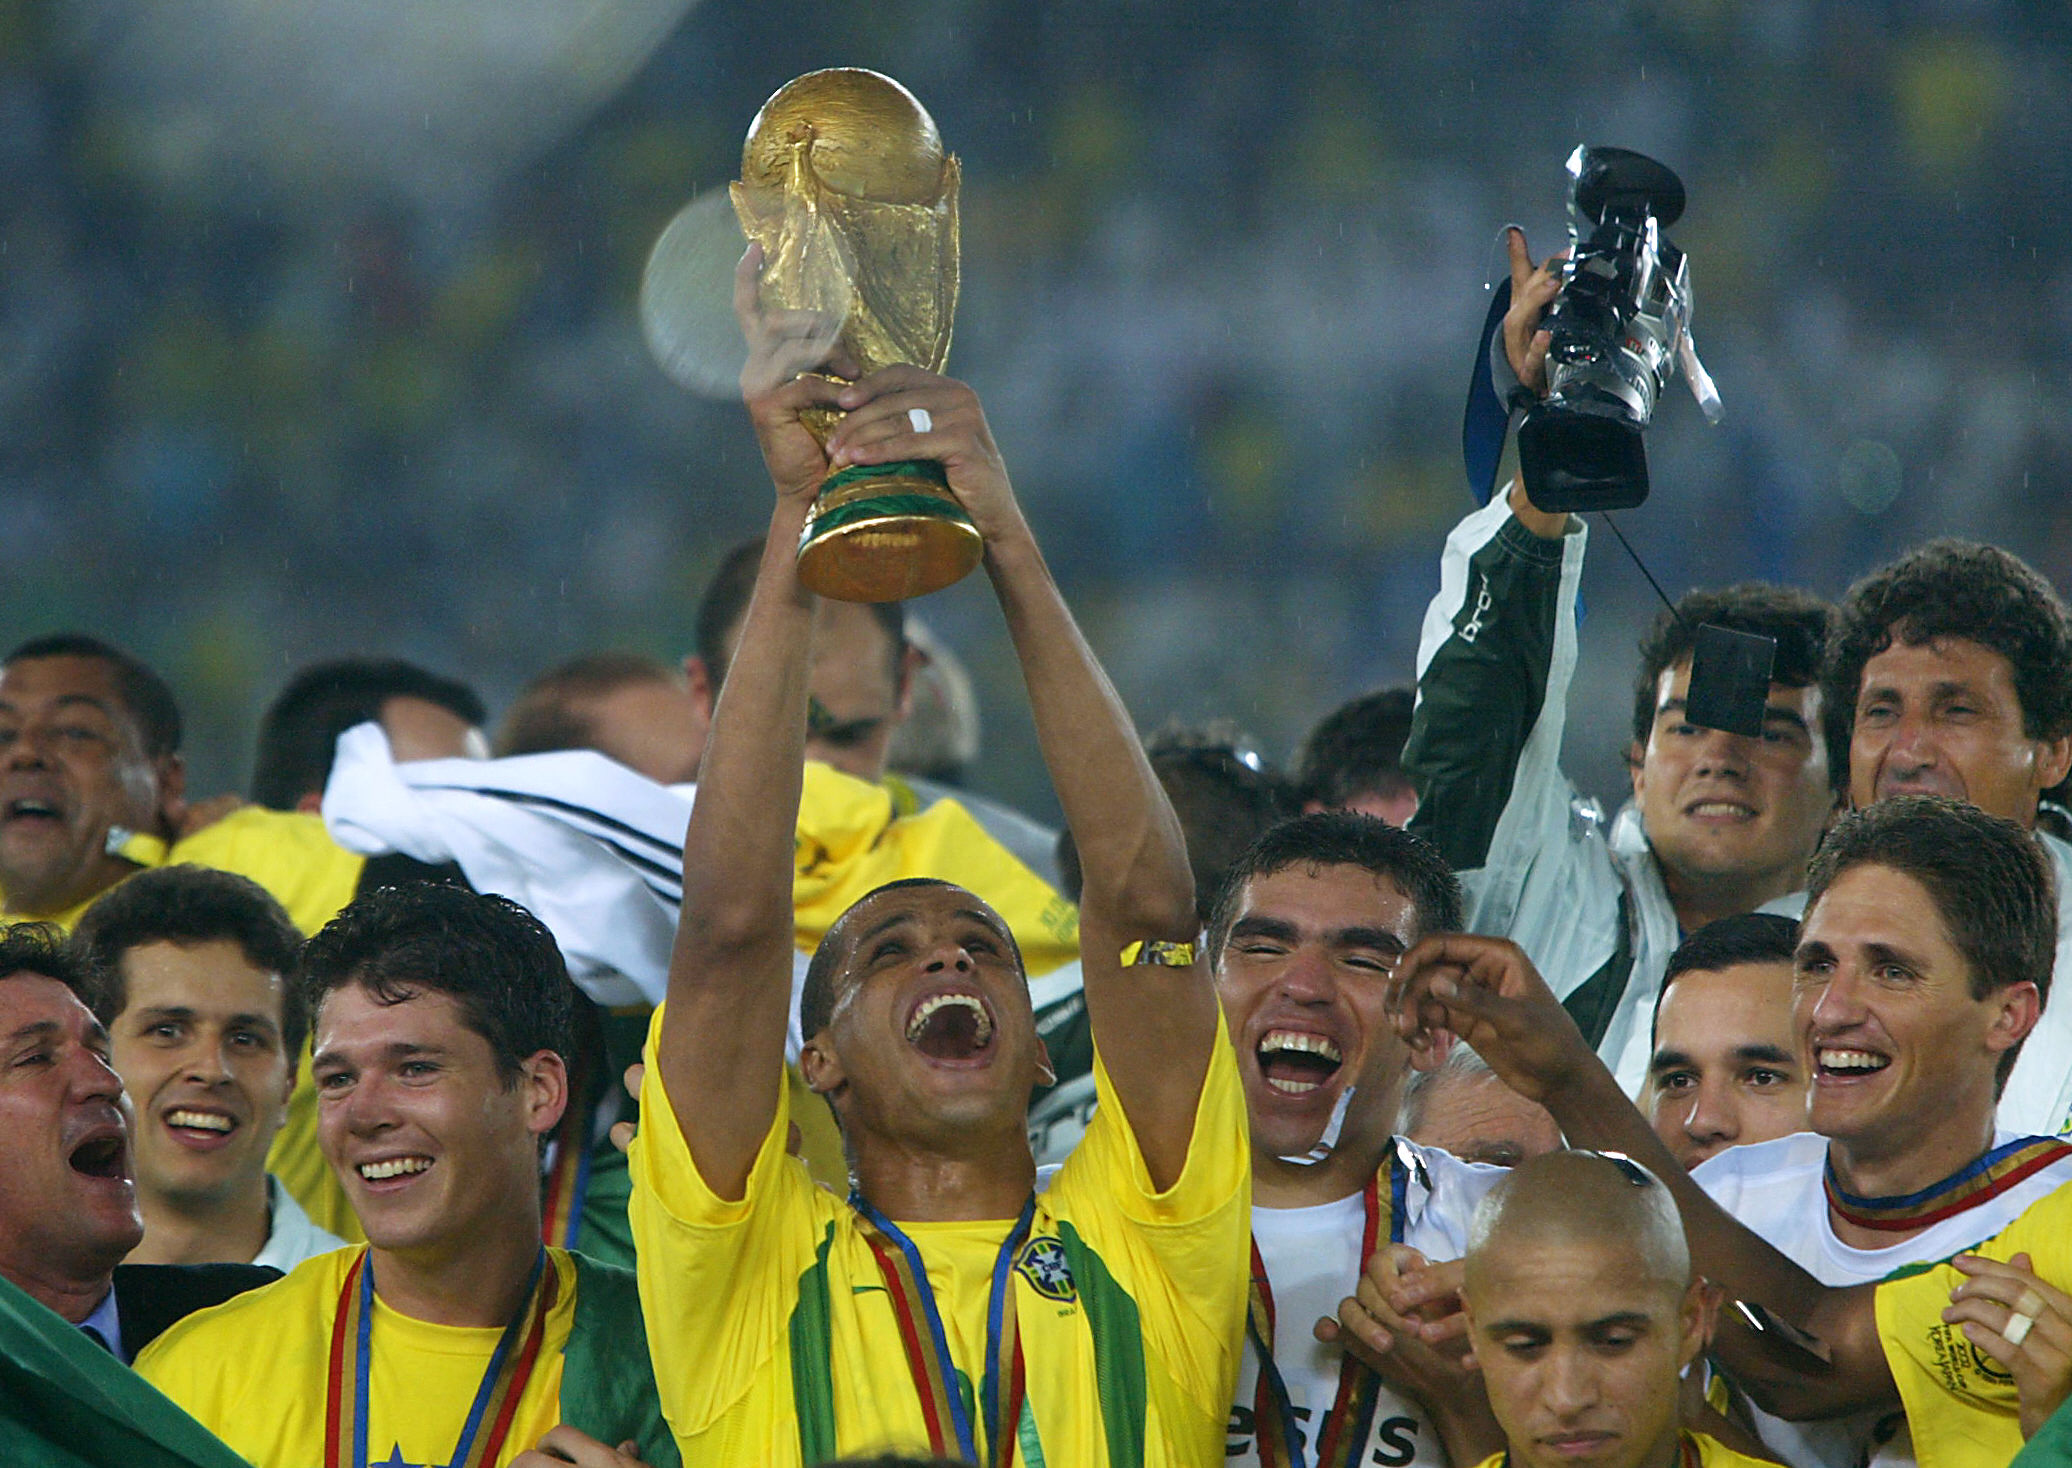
[731,68,978,603]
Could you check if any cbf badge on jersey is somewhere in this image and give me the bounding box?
[1016,1237,1077,1302]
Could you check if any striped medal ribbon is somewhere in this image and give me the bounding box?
[324,1247,558,1468]
[849,1192,1037,1467]
[1824,1135,2072,1233]
[539,1063,595,1249]
[1247,1168,1394,1468]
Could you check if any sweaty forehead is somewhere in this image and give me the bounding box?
[0,972,95,1036]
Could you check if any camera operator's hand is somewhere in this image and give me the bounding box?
[1502,227,1566,399]
[735,242,864,504]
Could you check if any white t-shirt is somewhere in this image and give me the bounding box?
[1230,1139,1507,1468]
[1694,1129,2072,1468]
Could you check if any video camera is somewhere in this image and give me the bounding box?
[1515,145,1721,512]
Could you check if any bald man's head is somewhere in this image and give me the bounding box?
[1463,1152,1706,1468]
[1466,1150,1689,1299]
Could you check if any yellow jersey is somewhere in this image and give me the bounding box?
[628,1005,1250,1467]
[1874,1181,2072,1468]
[139,1246,576,1468]
[1470,1431,1775,1468]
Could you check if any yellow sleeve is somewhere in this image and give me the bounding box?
[1873,1188,2072,1468]
[627,1005,838,1434]
[791,762,1079,976]
[168,806,365,934]
[1044,1006,1251,1423]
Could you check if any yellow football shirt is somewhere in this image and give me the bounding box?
[138,1246,580,1468]
[628,1003,1250,1467]
[1874,1183,2072,1468]
[1469,1431,1774,1468]
[791,762,1079,977]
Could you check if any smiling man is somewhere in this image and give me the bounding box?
[1815,540,2072,1135]
[1209,812,1517,1468]
[136,883,675,1468]
[73,865,342,1270]
[1383,795,2072,1468]
[1458,1151,1769,1468]
[626,252,1244,1467]
[1403,232,1836,1098]
[1646,914,1808,1171]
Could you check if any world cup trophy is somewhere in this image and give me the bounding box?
[732,68,975,603]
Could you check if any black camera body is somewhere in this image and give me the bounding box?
[1516,146,1715,512]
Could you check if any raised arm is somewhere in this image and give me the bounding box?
[822,370,1209,1190]
[1387,932,1899,1418]
[653,247,856,1198]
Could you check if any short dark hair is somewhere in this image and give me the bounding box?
[1295,687,1415,810]
[694,538,905,689]
[72,866,308,1056]
[4,634,183,759]
[1821,541,2072,797]
[1806,795,2055,1090]
[298,885,574,1083]
[1056,725,1295,924]
[0,922,91,999]
[1652,912,1799,1047]
[252,658,486,809]
[497,651,678,759]
[1629,585,1832,762]
[797,877,1023,1043]
[1204,812,1464,968]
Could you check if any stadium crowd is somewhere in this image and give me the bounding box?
[3,213,2072,1468]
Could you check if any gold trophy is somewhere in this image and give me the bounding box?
[733,68,977,603]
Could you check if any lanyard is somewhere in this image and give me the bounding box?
[1248,1172,1390,1468]
[849,1192,1036,1467]
[324,1247,557,1468]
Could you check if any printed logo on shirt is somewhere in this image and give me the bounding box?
[1457,574,1494,644]
[1016,1237,1077,1302]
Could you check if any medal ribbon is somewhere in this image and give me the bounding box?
[849,1192,1037,1467]
[1247,1169,1392,1468]
[540,1024,600,1249]
[323,1247,558,1468]
[1824,1135,2072,1233]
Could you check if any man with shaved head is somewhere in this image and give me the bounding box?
[1458,1150,1769,1468]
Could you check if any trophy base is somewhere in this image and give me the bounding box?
[795,460,983,603]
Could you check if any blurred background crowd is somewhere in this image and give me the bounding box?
[2,0,2067,811]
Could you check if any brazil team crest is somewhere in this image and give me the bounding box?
[1015,1237,1076,1301]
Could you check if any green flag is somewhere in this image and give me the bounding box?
[0,1274,246,1468]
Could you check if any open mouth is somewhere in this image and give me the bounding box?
[1816,1046,1890,1079]
[358,1156,433,1183]
[1256,1030,1343,1096]
[68,1134,126,1180]
[904,992,995,1062]
[2,798,62,827]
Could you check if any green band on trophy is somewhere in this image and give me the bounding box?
[806,489,975,541]
[819,457,952,495]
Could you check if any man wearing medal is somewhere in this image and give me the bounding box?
[137,883,676,1468]
[624,239,1248,1466]
[1208,812,1514,1468]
